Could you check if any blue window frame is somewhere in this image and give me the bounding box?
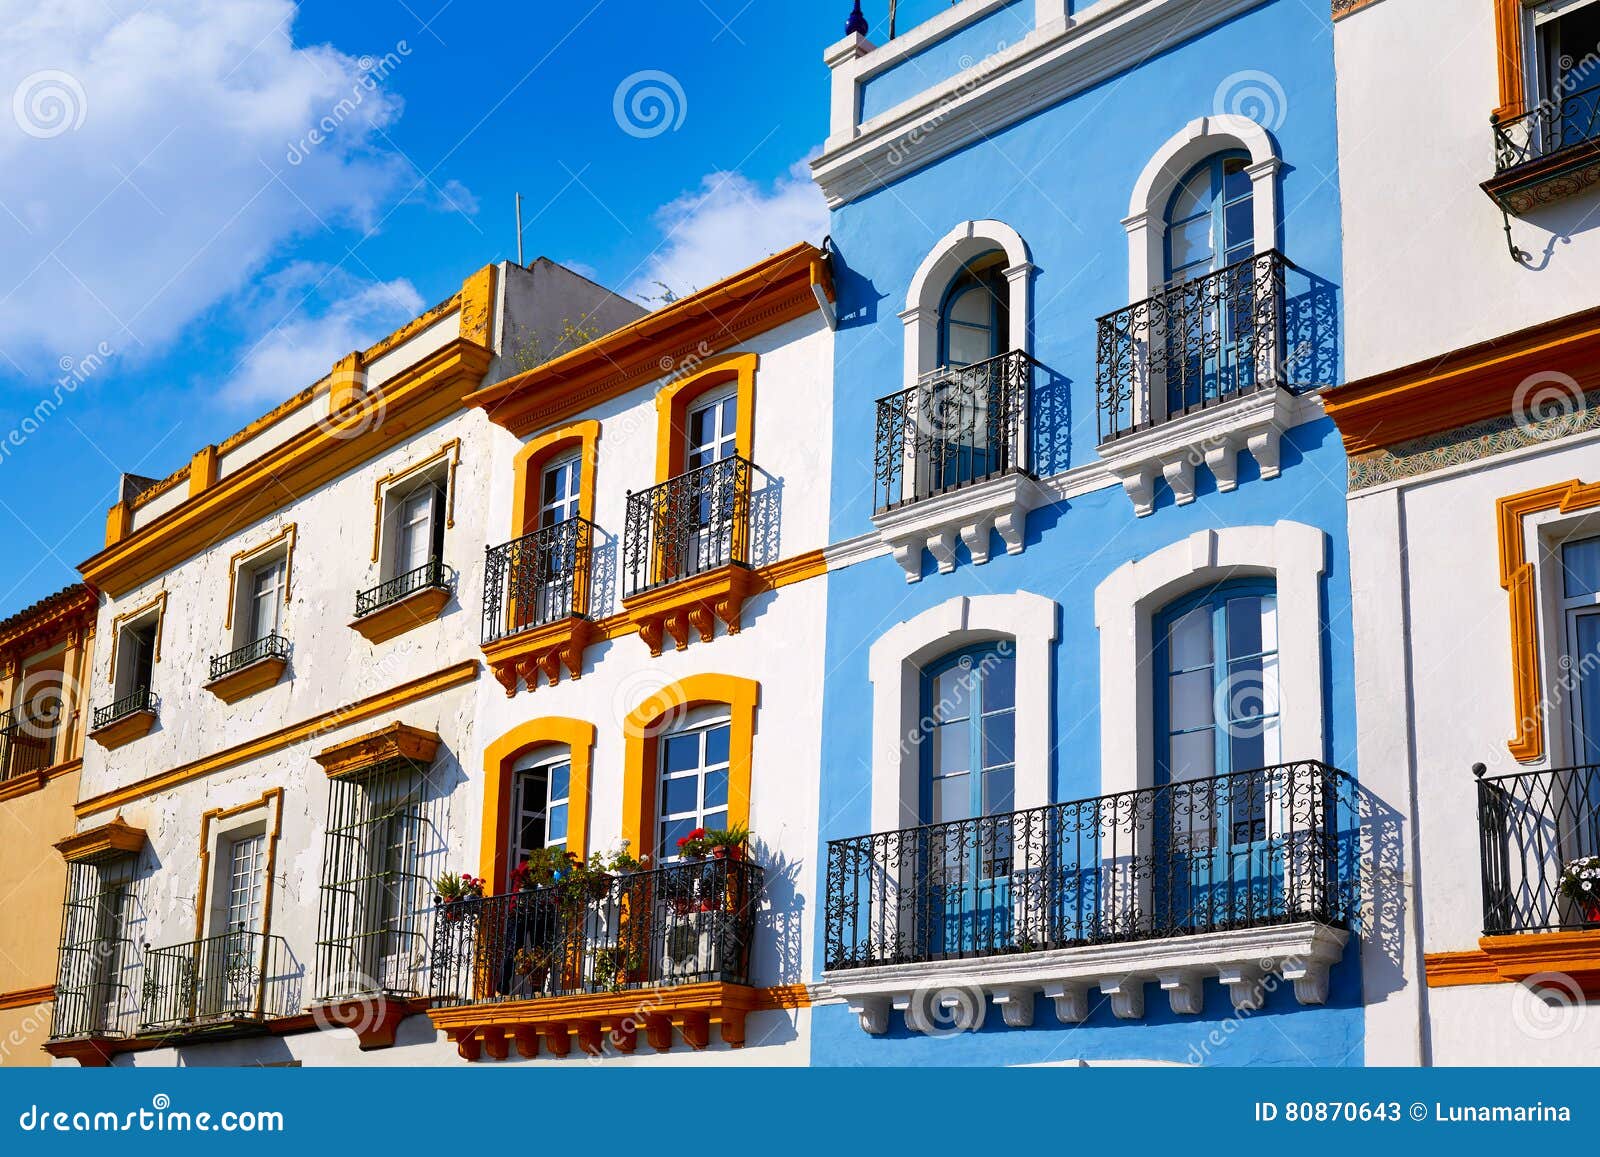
[1164,151,1254,286]
[937,254,1008,370]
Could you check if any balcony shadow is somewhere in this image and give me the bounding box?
[749,472,784,569]
[750,839,804,987]
[1348,780,1407,1003]
[1283,271,1340,390]
[588,530,619,619]
[1030,362,1072,477]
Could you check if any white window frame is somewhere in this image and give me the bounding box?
[113,615,158,701]
[657,708,734,859]
[380,466,449,582]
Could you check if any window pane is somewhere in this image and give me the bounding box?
[1224,200,1253,257]
[1168,728,1215,783]
[948,284,991,326]
[1169,668,1215,732]
[1226,595,1264,657]
[983,766,1014,816]
[546,803,567,843]
[702,809,727,832]
[703,768,728,809]
[661,818,696,855]
[982,713,1015,770]
[932,773,971,824]
[1564,538,1600,599]
[662,733,701,774]
[703,724,730,766]
[933,666,974,721]
[1223,157,1251,202]
[1169,606,1212,671]
[548,762,569,801]
[662,776,699,817]
[946,322,993,368]
[1575,614,1600,762]
[1170,169,1211,223]
[933,720,969,775]
[984,655,1015,713]
[1168,216,1213,273]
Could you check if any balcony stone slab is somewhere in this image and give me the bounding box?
[823,920,1348,1035]
[871,472,1045,583]
[1097,387,1296,516]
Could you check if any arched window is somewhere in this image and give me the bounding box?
[921,644,1017,826]
[508,746,572,883]
[938,253,1009,370]
[1163,151,1254,286]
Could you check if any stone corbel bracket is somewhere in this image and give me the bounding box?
[824,921,1348,1035]
[1098,388,1298,517]
[870,473,1044,583]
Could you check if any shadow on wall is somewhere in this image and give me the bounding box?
[1031,361,1072,478]
[749,473,784,569]
[1283,269,1340,391]
[1349,781,1407,1004]
[751,841,804,986]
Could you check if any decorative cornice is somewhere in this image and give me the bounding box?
[313,721,442,779]
[1426,930,1600,993]
[55,817,147,863]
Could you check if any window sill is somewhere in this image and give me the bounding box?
[1483,138,1600,217]
[1425,929,1600,995]
[203,655,287,704]
[306,995,431,1050]
[484,615,598,695]
[428,981,761,1060]
[88,709,156,751]
[870,471,1044,583]
[1096,387,1298,516]
[349,584,450,643]
[621,562,757,656]
[822,921,1348,1034]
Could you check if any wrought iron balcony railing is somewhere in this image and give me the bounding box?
[482,518,595,645]
[208,633,290,683]
[623,456,753,598]
[140,929,297,1032]
[1477,762,1600,935]
[50,861,139,1041]
[92,687,157,731]
[431,858,762,1006]
[874,349,1035,513]
[0,708,54,779]
[824,760,1358,972]
[1097,250,1311,443]
[356,557,447,619]
[1492,79,1600,176]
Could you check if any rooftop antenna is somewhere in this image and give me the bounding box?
[514,193,525,266]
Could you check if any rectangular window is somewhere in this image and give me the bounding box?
[1532,0,1600,150]
[51,857,137,1039]
[246,557,285,642]
[394,481,445,577]
[510,759,571,882]
[1561,534,1600,763]
[114,618,157,701]
[224,833,267,933]
[658,720,732,859]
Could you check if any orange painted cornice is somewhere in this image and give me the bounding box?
[79,339,493,597]
[1322,305,1600,455]
[0,584,97,654]
[1426,930,1600,994]
[466,243,832,437]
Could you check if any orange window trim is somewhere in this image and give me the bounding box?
[1496,479,1600,763]
[621,673,758,860]
[511,419,601,538]
[480,717,596,893]
[654,352,758,484]
[1493,0,1525,122]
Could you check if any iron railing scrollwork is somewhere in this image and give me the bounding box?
[208,633,290,683]
[0,706,54,779]
[1477,762,1600,935]
[1097,250,1307,443]
[622,457,753,598]
[49,859,139,1041]
[141,929,295,1031]
[430,858,762,1006]
[824,760,1358,971]
[1492,78,1600,176]
[356,557,447,619]
[482,517,595,644]
[92,687,157,731]
[873,349,1036,513]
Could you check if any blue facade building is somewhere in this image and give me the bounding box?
[810,0,1367,1067]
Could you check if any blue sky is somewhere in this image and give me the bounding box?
[0,0,908,610]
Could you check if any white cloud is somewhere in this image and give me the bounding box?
[624,157,829,302]
[0,0,418,373]
[221,262,424,406]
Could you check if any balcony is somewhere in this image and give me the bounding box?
[205,633,290,704]
[1095,251,1317,515]
[89,687,157,751]
[824,761,1358,1034]
[351,557,450,643]
[0,708,54,779]
[871,350,1043,582]
[482,518,598,695]
[428,858,763,1059]
[621,456,757,655]
[140,929,298,1035]
[1484,82,1600,215]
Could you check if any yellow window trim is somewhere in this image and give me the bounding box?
[479,717,595,893]
[621,673,758,858]
[370,438,462,563]
[107,591,168,682]
[194,787,284,945]
[653,351,758,484]
[223,524,297,632]
[510,419,600,538]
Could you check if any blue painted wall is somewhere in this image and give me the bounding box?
[814,1,1359,1067]
[858,0,1036,123]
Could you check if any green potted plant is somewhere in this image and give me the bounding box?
[512,945,556,991]
[1559,855,1600,924]
[435,871,484,921]
[705,824,750,861]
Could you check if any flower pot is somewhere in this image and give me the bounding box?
[669,896,693,916]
